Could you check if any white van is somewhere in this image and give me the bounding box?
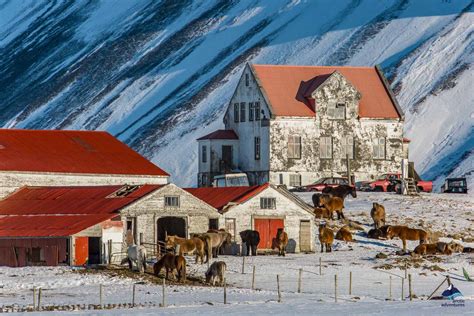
[212,173,249,187]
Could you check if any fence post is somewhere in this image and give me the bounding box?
[242,256,245,274]
[37,288,42,311]
[298,268,302,293]
[161,278,166,308]
[277,275,281,303]
[334,275,338,303]
[389,276,392,300]
[319,257,322,275]
[132,284,136,306]
[33,287,36,310]
[224,278,227,304]
[349,271,353,295]
[405,261,408,279]
[408,274,412,301]
[108,240,112,265]
[401,278,404,301]
[252,266,256,290]
[99,284,103,307]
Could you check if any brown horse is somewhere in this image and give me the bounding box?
[194,230,232,260]
[165,235,206,264]
[153,253,186,282]
[322,185,357,201]
[319,195,345,220]
[275,228,289,256]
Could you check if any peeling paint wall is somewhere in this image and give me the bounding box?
[223,186,314,253]
[197,138,240,186]
[119,184,220,252]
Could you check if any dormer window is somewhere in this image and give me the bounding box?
[328,102,346,120]
[245,74,249,86]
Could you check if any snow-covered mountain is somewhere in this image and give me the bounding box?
[1,0,473,190]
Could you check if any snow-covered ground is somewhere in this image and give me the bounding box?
[0,192,473,315]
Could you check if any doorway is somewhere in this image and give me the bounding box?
[88,237,101,264]
[157,217,187,243]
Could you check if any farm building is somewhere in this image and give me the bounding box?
[0,185,157,267]
[185,183,315,254]
[118,183,220,253]
[0,129,169,198]
[197,64,408,187]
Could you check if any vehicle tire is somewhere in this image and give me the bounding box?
[374,186,383,192]
[417,186,422,193]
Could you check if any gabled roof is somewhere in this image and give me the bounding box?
[197,130,239,140]
[0,129,169,176]
[184,184,269,212]
[0,185,161,237]
[250,64,403,119]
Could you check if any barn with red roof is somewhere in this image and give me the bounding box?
[185,183,315,254]
[197,63,409,188]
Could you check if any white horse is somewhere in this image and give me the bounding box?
[126,244,147,273]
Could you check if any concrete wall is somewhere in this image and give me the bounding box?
[0,171,169,198]
[223,186,314,253]
[119,184,220,252]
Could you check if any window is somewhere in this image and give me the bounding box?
[254,102,261,120]
[320,136,332,159]
[234,103,239,123]
[260,197,276,209]
[202,145,207,163]
[249,102,254,121]
[288,135,301,159]
[240,102,246,122]
[254,137,260,160]
[341,136,354,159]
[373,138,386,159]
[209,218,219,230]
[289,174,301,187]
[328,102,346,120]
[164,196,179,207]
[279,174,284,185]
[245,73,249,86]
[225,218,236,241]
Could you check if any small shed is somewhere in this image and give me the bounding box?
[186,183,315,254]
[118,184,220,252]
[0,185,157,267]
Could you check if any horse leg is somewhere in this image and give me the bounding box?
[128,258,133,271]
[320,244,323,253]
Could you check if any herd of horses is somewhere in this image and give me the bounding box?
[124,184,471,286]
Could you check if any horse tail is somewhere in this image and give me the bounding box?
[142,247,147,271]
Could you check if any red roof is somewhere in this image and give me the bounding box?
[403,138,411,143]
[0,185,160,237]
[185,184,269,212]
[251,64,402,119]
[0,129,169,176]
[197,130,239,140]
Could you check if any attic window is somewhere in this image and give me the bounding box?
[245,74,249,86]
[108,185,140,198]
[328,103,346,120]
[71,136,96,152]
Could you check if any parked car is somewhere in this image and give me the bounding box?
[365,173,433,193]
[291,177,350,192]
[441,178,468,194]
[212,173,249,187]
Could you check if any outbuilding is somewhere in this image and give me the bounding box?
[0,185,157,267]
[186,183,315,254]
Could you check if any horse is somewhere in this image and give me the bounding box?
[275,228,289,256]
[208,229,233,255]
[165,235,206,264]
[370,202,386,229]
[193,230,232,260]
[239,230,260,256]
[153,253,186,282]
[205,261,227,286]
[319,195,345,220]
[126,244,147,273]
[322,185,357,201]
[312,193,331,208]
[318,223,334,253]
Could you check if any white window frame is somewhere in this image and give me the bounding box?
[288,135,302,159]
[164,196,180,207]
[289,174,301,187]
[341,136,354,159]
[327,102,346,120]
[260,197,276,209]
[373,137,386,159]
[320,136,332,159]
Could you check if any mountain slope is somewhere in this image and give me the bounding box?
[1,0,473,190]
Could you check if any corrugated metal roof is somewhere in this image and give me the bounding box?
[251,64,402,119]
[0,129,169,176]
[0,185,161,237]
[185,184,269,211]
[197,130,239,140]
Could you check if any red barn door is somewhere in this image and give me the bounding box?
[74,237,88,265]
[254,218,284,249]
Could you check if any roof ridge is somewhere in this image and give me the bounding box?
[0,128,110,134]
[251,64,375,70]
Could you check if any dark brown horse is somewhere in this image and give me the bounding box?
[153,253,186,282]
[275,228,289,256]
[322,185,357,201]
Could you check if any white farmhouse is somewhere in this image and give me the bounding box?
[197,64,408,187]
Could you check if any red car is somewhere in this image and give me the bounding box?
[368,173,433,193]
[294,177,350,192]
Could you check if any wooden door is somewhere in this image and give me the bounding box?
[299,220,311,252]
[74,237,88,265]
[222,145,233,171]
[254,218,284,249]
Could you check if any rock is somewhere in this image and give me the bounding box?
[376,252,388,259]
